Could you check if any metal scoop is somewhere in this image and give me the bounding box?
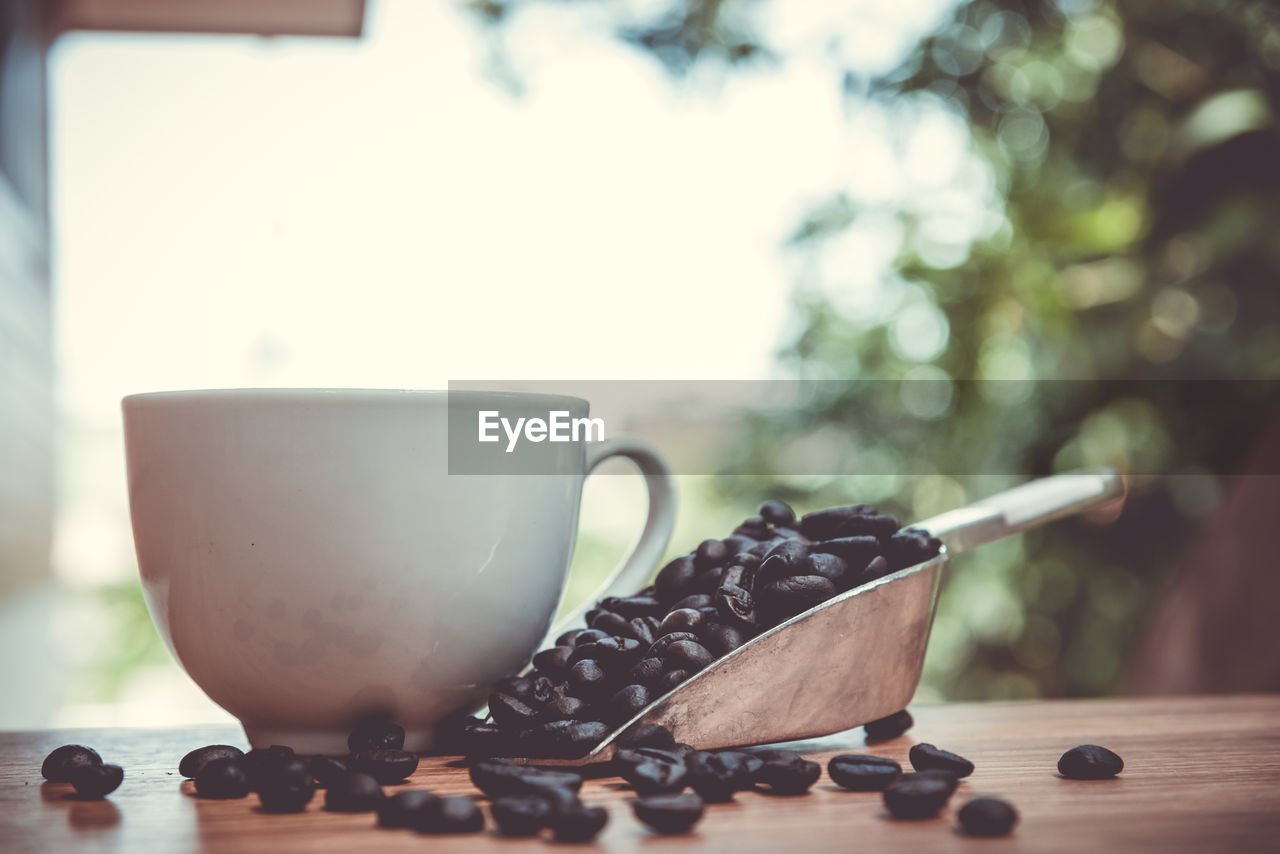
[507,469,1123,766]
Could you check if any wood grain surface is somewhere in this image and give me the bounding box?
[2,695,1277,853]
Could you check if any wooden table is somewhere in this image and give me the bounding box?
[2,695,1277,853]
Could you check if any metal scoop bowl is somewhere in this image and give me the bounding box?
[505,469,1124,766]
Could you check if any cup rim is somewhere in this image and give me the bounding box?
[121,388,590,410]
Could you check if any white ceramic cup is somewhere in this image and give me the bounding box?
[122,389,675,753]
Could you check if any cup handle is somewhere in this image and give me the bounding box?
[539,437,677,649]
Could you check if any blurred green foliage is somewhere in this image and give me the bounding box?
[479,0,1280,698]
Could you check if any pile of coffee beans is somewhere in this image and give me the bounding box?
[40,744,123,799]
[456,500,941,759]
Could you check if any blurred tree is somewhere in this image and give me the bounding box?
[475,0,1280,698]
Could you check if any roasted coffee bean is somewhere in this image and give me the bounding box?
[628,656,666,690]
[853,555,891,588]
[803,552,850,585]
[491,794,553,836]
[750,749,802,762]
[719,563,752,590]
[731,551,762,570]
[828,754,903,791]
[567,659,608,697]
[798,505,877,539]
[490,692,541,729]
[759,500,796,527]
[695,538,731,569]
[42,745,103,782]
[469,760,583,798]
[309,756,350,788]
[195,758,251,799]
[178,744,243,779]
[633,792,705,834]
[533,646,574,680]
[572,629,609,646]
[601,595,664,618]
[882,771,959,819]
[616,723,676,751]
[241,746,296,791]
[754,555,793,589]
[622,756,687,795]
[701,622,745,657]
[746,540,774,558]
[697,605,722,622]
[684,751,757,802]
[616,747,688,770]
[351,748,419,785]
[864,709,914,742]
[588,611,632,637]
[324,771,384,812]
[760,575,837,619]
[519,720,611,759]
[671,593,714,612]
[556,628,585,647]
[722,535,757,554]
[714,584,756,630]
[734,515,771,538]
[377,790,440,828]
[646,631,701,658]
[571,637,644,666]
[415,795,485,833]
[659,669,690,692]
[1058,744,1124,779]
[695,565,726,594]
[763,539,809,567]
[885,528,943,569]
[624,617,657,646]
[909,743,974,778]
[958,797,1018,836]
[531,675,556,705]
[812,536,882,567]
[655,556,698,601]
[348,716,405,752]
[70,764,123,799]
[609,684,651,724]
[257,766,316,813]
[540,694,589,722]
[755,755,821,795]
[659,608,705,636]
[550,804,609,842]
[664,640,715,672]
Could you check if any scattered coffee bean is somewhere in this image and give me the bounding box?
[491,794,553,836]
[684,751,759,803]
[348,716,405,753]
[621,756,687,796]
[958,797,1018,836]
[882,771,959,819]
[864,709,914,743]
[909,743,974,778]
[415,795,485,834]
[242,745,295,790]
[351,749,419,785]
[70,763,123,799]
[469,759,583,798]
[633,792,705,834]
[1058,744,1124,779]
[310,756,350,789]
[550,804,609,842]
[828,754,903,791]
[755,755,821,795]
[42,745,102,783]
[324,772,384,812]
[178,744,243,779]
[257,765,316,813]
[195,758,251,799]
[377,789,440,828]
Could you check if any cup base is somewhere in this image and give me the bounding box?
[242,724,437,755]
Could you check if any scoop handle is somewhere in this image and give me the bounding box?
[916,468,1124,555]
